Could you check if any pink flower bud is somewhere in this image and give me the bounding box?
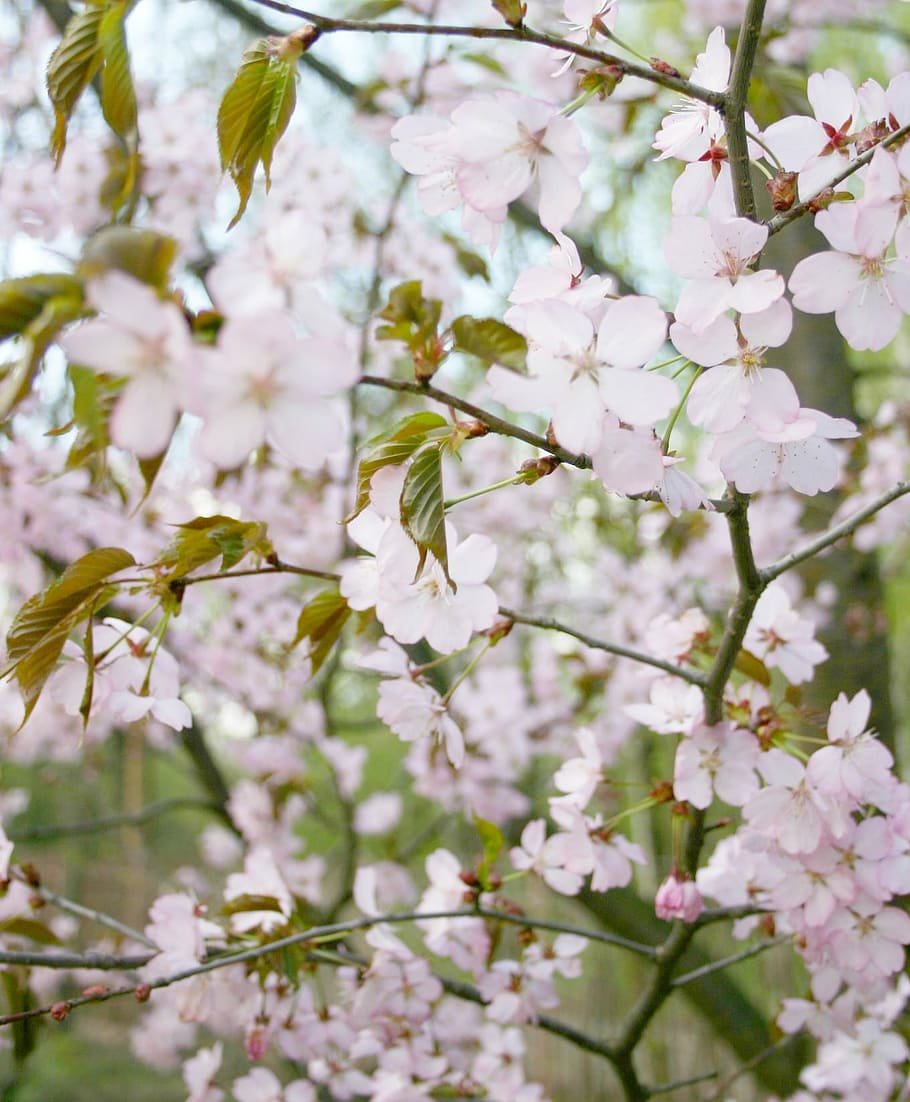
[654,873,704,923]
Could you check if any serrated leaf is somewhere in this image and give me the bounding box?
[348,411,449,521]
[3,547,135,725]
[0,294,87,424]
[218,39,302,228]
[475,816,504,889]
[98,2,137,146]
[78,226,177,290]
[157,516,269,579]
[290,587,352,675]
[734,648,771,687]
[46,2,107,164]
[452,316,527,370]
[0,275,84,341]
[400,443,449,583]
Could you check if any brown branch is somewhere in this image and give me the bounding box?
[761,480,910,582]
[501,607,706,686]
[242,1,726,105]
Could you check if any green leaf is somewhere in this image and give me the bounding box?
[78,226,178,290]
[222,894,288,918]
[290,587,352,675]
[491,0,525,26]
[65,365,121,474]
[157,516,270,580]
[348,411,449,521]
[0,294,87,425]
[98,2,137,147]
[452,316,527,370]
[734,648,771,687]
[3,547,135,725]
[46,2,107,164]
[349,0,401,15]
[400,443,449,583]
[0,275,84,341]
[0,918,63,947]
[217,37,304,228]
[474,816,504,889]
[443,235,490,282]
[377,281,442,347]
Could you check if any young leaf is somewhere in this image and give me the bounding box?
[491,0,525,27]
[475,816,505,889]
[97,2,137,148]
[400,443,449,582]
[734,648,771,687]
[452,316,527,370]
[0,293,87,424]
[376,281,445,377]
[46,1,107,164]
[156,516,270,580]
[0,275,84,341]
[290,587,352,676]
[3,547,136,725]
[347,411,450,521]
[78,226,178,290]
[217,32,315,228]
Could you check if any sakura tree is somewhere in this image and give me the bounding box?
[0,0,909,1099]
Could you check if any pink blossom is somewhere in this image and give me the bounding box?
[654,872,704,923]
[673,721,760,809]
[59,272,192,457]
[666,215,784,334]
[744,585,828,685]
[790,202,910,352]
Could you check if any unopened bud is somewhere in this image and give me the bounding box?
[81,985,108,999]
[50,1002,71,1022]
[765,170,798,212]
[134,983,152,1004]
[650,780,675,804]
[650,57,681,78]
[459,869,479,887]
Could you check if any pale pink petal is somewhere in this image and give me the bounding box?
[790,251,860,313]
[670,316,737,367]
[198,403,267,468]
[596,296,667,369]
[599,368,677,426]
[111,376,177,458]
[268,400,344,468]
[835,279,901,351]
[727,270,785,315]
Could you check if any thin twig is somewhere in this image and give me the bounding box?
[242,2,726,105]
[474,906,658,959]
[0,948,152,970]
[761,480,910,583]
[15,876,158,951]
[767,122,910,235]
[501,607,706,686]
[670,934,789,987]
[358,374,591,468]
[11,797,220,843]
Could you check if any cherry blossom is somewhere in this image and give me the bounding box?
[654,873,704,923]
[59,272,192,457]
[665,215,784,334]
[790,201,910,352]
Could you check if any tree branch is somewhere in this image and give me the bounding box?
[241,1,726,105]
[670,933,789,987]
[761,480,910,583]
[724,0,767,220]
[767,122,910,236]
[11,797,220,843]
[359,374,591,468]
[501,607,706,686]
